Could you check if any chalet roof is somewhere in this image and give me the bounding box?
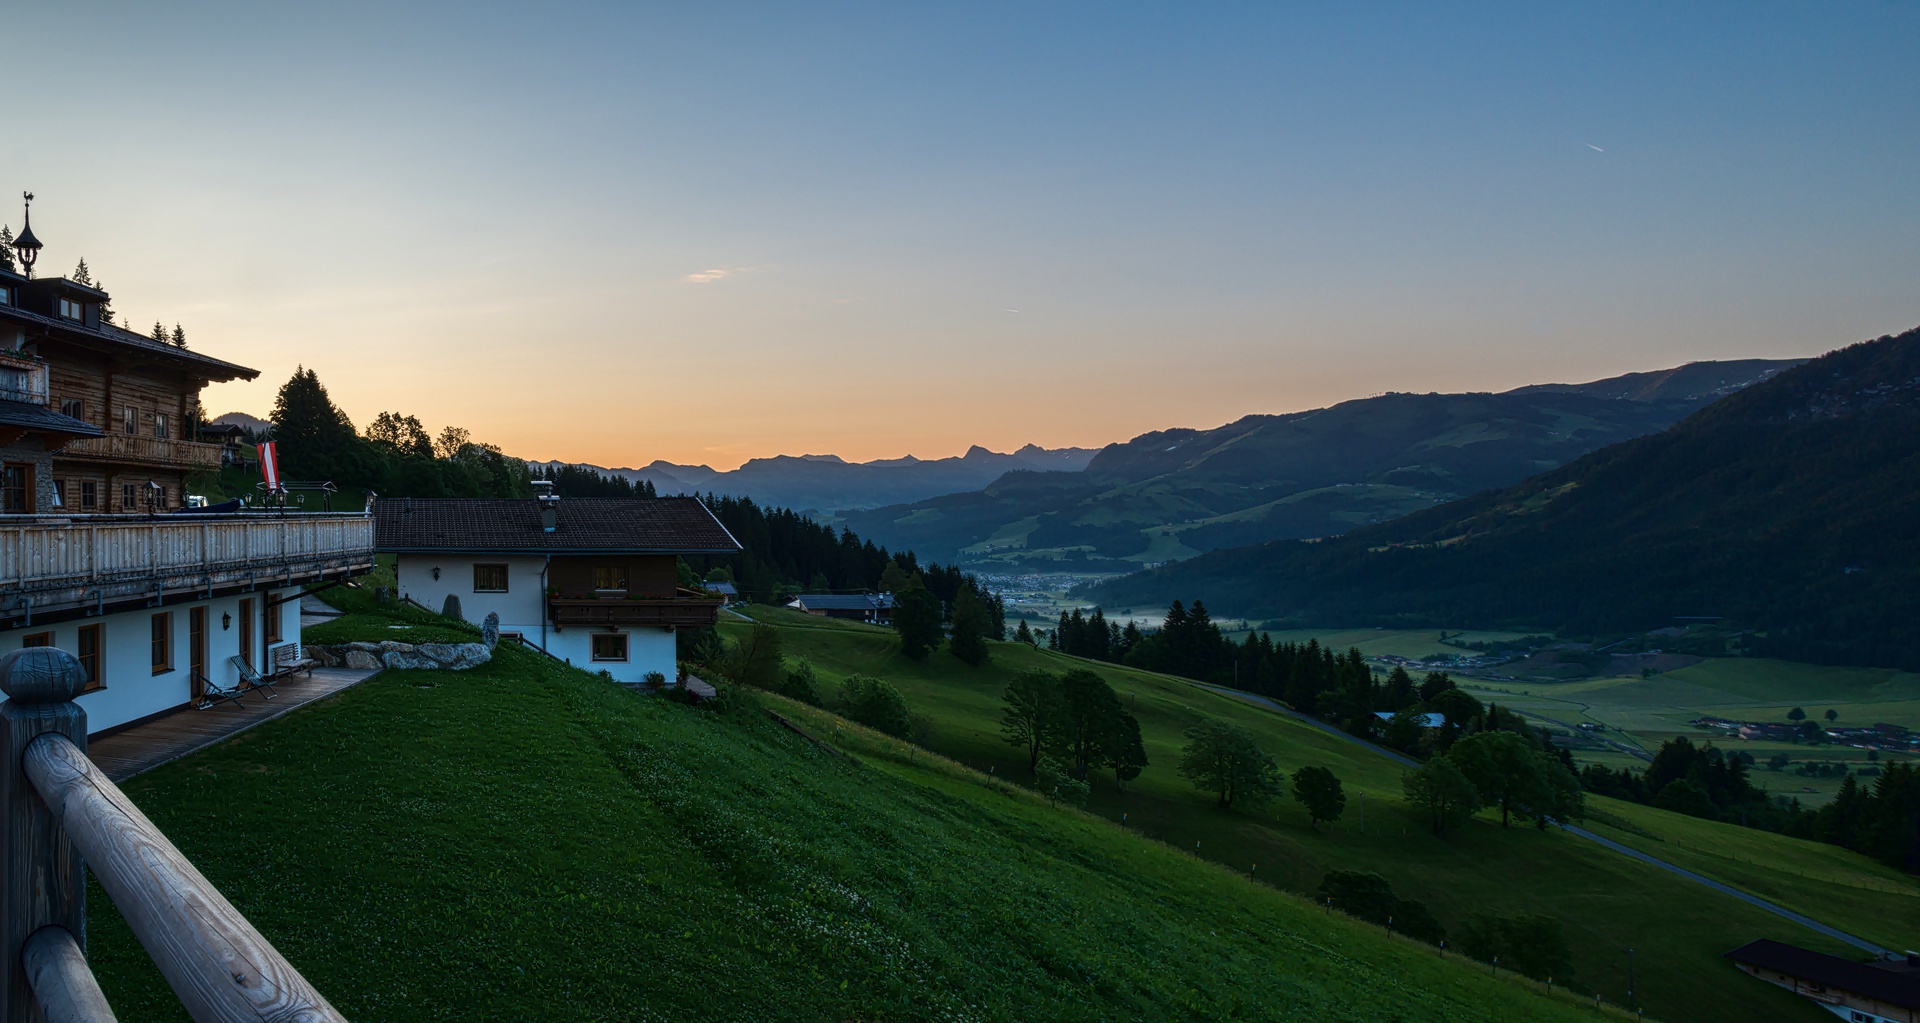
[1724,940,1920,1009]
[0,398,102,437]
[374,497,742,555]
[0,306,258,382]
[791,593,894,611]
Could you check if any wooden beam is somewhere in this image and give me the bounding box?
[22,927,118,1023]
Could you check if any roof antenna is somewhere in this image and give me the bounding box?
[13,192,42,279]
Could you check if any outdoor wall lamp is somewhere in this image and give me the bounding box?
[432,567,440,581]
[221,612,232,630]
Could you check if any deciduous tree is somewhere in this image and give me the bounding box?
[1177,719,1280,808]
[1404,757,1481,835]
[1000,669,1063,773]
[1292,765,1346,828]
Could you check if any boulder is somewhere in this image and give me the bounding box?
[383,651,440,670]
[343,649,383,671]
[481,612,500,650]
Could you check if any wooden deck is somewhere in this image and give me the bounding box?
[86,667,380,782]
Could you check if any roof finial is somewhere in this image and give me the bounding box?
[13,192,42,279]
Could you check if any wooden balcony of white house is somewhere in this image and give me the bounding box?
[0,512,376,625]
[57,433,224,470]
[548,588,726,629]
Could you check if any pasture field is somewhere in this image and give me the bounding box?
[85,601,1626,1023]
[724,606,1917,1023]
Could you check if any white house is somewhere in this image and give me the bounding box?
[1,222,377,735]
[374,488,741,684]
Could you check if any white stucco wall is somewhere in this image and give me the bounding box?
[395,553,677,683]
[1,586,304,736]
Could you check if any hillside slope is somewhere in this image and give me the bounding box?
[1087,328,1920,669]
[843,360,1798,567]
[89,607,1617,1023]
[726,607,1912,1023]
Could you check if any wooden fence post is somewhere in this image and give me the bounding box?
[0,648,89,1023]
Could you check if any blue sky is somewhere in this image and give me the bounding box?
[7,2,1917,466]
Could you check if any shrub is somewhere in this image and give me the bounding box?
[779,660,823,706]
[834,674,912,738]
[1035,755,1090,806]
[1458,914,1573,983]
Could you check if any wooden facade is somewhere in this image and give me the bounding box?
[1,269,255,513]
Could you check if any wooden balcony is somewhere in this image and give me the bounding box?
[0,352,49,406]
[548,590,725,630]
[0,513,375,625]
[57,434,224,470]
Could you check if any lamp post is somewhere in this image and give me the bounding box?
[13,192,41,278]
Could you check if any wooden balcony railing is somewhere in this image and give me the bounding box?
[0,646,346,1022]
[57,435,223,470]
[548,591,725,630]
[0,514,376,625]
[0,356,48,407]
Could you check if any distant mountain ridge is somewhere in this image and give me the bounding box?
[838,358,1804,568]
[529,444,1100,512]
[1083,332,1920,669]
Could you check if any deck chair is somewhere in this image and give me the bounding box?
[228,655,279,700]
[194,670,245,710]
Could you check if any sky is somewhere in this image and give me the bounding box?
[7,2,1919,469]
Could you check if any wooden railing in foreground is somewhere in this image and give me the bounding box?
[0,647,345,1023]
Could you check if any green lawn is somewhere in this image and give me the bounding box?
[86,606,1624,1023]
[732,606,1918,1023]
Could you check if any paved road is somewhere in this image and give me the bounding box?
[1193,683,1894,958]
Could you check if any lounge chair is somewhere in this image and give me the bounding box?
[228,655,278,699]
[195,670,245,710]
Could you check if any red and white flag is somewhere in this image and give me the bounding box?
[258,441,283,492]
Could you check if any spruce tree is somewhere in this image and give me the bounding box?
[70,259,92,286]
[171,324,186,348]
[891,574,943,660]
[151,322,167,343]
[0,227,14,273]
[948,582,993,666]
[1013,620,1034,645]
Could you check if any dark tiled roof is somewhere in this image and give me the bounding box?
[0,307,258,381]
[0,399,102,437]
[1725,940,1920,1009]
[374,497,742,554]
[792,593,893,611]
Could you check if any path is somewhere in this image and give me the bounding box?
[1193,683,1894,958]
[88,666,381,782]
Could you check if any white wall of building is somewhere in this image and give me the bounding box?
[1,586,304,736]
[395,553,677,683]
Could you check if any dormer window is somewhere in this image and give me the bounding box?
[0,285,12,306]
[57,297,85,321]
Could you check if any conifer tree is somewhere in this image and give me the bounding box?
[891,574,943,660]
[948,582,993,666]
[1013,619,1034,645]
[151,322,167,343]
[0,228,14,273]
[171,324,186,348]
[70,259,92,286]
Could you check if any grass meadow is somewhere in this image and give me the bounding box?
[732,606,1919,1023]
[83,601,1625,1023]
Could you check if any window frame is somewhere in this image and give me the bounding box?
[593,563,628,591]
[60,398,83,420]
[1,463,32,514]
[121,482,136,509]
[80,480,96,510]
[153,412,170,439]
[20,632,52,648]
[77,624,103,691]
[151,612,173,675]
[590,633,629,663]
[473,563,510,593]
[122,407,137,435]
[263,596,281,646]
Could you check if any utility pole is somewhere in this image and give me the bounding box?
[1358,791,1365,834]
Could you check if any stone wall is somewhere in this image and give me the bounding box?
[307,640,491,672]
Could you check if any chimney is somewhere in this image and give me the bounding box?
[532,479,558,532]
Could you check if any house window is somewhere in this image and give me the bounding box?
[473,564,509,593]
[0,285,11,306]
[151,613,172,675]
[51,480,64,508]
[80,481,96,510]
[594,564,627,591]
[154,412,170,439]
[20,632,52,648]
[121,483,136,509]
[1,464,31,513]
[590,633,628,662]
[60,399,82,420]
[58,297,84,321]
[122,407,137,434]
[77,625,102,691]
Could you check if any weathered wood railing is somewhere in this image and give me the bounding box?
[0,513,376,627]
[0,647,345,1022]
[56,435,223,471]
